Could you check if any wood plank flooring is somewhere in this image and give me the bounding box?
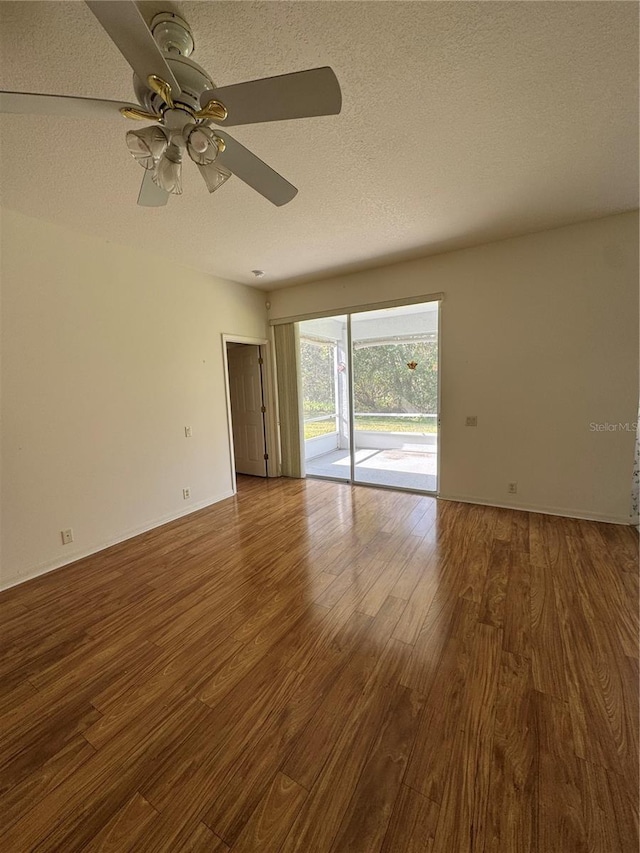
[0,476,638,852]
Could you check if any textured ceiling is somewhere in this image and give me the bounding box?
[0,1,637,290]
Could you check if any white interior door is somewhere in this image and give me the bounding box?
[227,344,267,477]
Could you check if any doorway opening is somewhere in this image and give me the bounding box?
[298,300,439,494]
[225,341,268,480]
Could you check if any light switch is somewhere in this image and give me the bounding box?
[185,426,192,438]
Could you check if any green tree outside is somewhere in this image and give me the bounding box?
[300,338,438,439]
[353,342,438,414]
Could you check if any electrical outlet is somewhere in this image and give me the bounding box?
[508,482,518,494]
[466,416,478,427]
[183,488,191,500]
[61,528,73,545]
[185,426,192,438]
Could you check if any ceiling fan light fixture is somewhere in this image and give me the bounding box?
[11,4,340,208]
[126,125,169,170]
[187,125,223,165]
[153,143,183,194]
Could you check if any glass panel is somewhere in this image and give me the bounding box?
[351,302,439,492]
[299,315,351,481]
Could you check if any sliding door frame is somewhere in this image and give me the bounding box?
[276,294,443,496]
[349,303,440,496]
[346,316,356,485]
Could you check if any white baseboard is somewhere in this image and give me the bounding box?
[0,490,235,592]
[437,493,635,526]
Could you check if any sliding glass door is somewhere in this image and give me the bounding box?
[299,315,350,481]
[351,303,438,492]
[298,300,439,493]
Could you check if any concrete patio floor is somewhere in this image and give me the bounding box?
[305,447,437,492]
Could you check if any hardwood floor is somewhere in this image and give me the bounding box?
[0,476,637,851]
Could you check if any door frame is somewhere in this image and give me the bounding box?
[222,334,278,494]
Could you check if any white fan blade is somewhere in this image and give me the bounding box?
[0,90,139,120]
[201,67,341,127]
[137,171,169,207]
[85,0,181,97]
[215,132,298,206]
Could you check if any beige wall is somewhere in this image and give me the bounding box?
[269,212,639,523]
[0,209,268,589]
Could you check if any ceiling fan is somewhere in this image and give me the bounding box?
[0,1,342,207]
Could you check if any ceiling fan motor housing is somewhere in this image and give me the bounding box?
[150,12,194,56]
[133,13,215,115]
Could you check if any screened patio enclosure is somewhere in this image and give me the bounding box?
[299,301,439,493]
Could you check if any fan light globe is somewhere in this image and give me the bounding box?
[190,129,209,154]
[199,162,232,194]
[126,126,169,170]
[153,144,183,195]
[187,125,220,166]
